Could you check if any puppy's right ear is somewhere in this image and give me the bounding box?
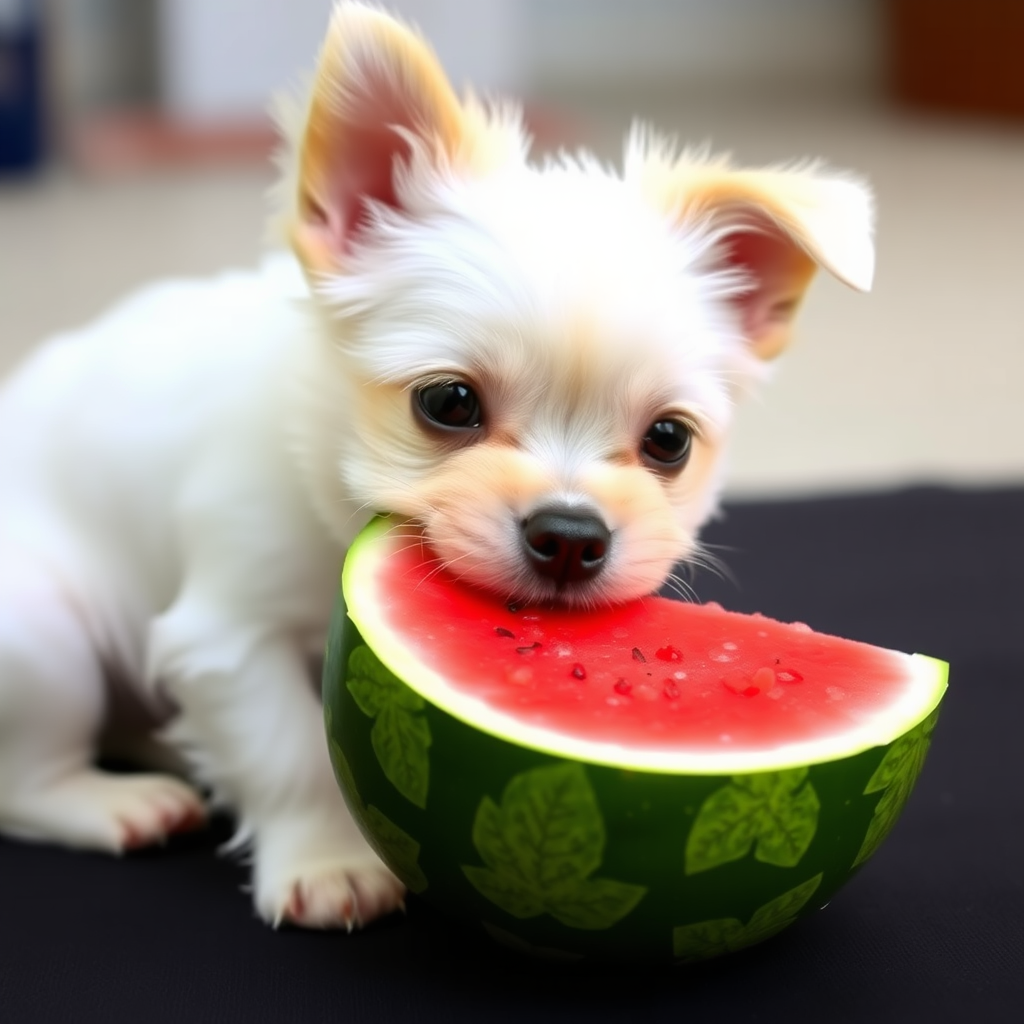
[290,3,465,276]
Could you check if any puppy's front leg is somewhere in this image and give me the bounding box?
[152,616,404,929]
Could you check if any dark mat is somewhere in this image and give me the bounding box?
[2,485,1022,1024]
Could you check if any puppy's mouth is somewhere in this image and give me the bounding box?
[411,499,678,610]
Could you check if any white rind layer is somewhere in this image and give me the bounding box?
[343,518,949,775]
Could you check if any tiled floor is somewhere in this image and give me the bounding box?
[2,93,1022,498]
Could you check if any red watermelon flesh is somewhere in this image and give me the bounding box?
[369,535,914,756]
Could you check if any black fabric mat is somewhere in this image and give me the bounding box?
[2,485,1022,1023]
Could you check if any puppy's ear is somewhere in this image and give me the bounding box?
[702,168,874,360]
[290,3,465,275]
[632,140,874,359]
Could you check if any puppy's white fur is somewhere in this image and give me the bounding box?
[0,3,873,928]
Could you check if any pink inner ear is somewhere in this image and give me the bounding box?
[725,226,809,345]
[302,56,429,263]
[317,123,410,258]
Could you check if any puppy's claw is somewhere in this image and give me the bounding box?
[13,772,208,854]
[259,861,405,930]
[286,883,307,924]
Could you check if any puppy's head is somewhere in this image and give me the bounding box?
[281,2,874,607]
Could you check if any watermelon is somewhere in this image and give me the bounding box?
[323,516,948,963]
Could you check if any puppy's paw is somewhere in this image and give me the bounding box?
[106,774,207,850]
[258,857,406,930]
[2,770,206,852]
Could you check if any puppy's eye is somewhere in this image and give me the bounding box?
[641,418,693,469]
[415,382,483,430]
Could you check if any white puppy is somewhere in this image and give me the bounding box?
[0,3,873,928]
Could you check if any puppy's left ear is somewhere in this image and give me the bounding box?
[289,3,466,276]
[709,168,874,360]
[634,146,875,360]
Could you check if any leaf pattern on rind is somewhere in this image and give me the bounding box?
[463,865,545,919]
[672,872,823,962]
[684,784,763,874]
[755,779,821,868]
[502,762,605,888]
[324,705,429,892]
[745,871,823,941]
[327,732,358,803]
[371,704,431,809]
[685,768,820,875]
[345,645,431,808]
[462,762,647,931]
[345,648,387,716]
[347,646,425,712]
[473,796,528,882]
[672,919,741,962]
[852,707,940,868]
[545,876,648,931]
[363,806,428,893]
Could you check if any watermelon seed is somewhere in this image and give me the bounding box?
[777,669,804,684]
[570,663,587,680]
[662,680,680,700]
[751,667,776,692]
[655,645,683,662]
[631,647,646,663]
[494,627,515,639]
[613,678,632,695]
[507,601,520,613]
[516,642,541,654]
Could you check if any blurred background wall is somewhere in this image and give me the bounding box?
[2,0,1023,498]
[28,0,885,131]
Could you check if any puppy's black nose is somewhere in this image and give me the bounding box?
[521,508,611,586]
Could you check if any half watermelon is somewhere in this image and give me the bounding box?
[323,516,948,963]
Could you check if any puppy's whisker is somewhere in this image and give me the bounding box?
[658,571,692,601]
[686,543,737,588]
[415,550,477,591]
[337,499,379,531]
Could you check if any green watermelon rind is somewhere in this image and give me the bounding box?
[325,620,942,963]
[341,516,949,776]
[327,517,950,962]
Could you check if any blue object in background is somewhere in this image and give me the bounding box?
[0,0,43,172]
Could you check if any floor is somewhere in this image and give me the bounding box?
[2,92,1022,500]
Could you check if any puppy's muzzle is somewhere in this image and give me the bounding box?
[521,507,610,588]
